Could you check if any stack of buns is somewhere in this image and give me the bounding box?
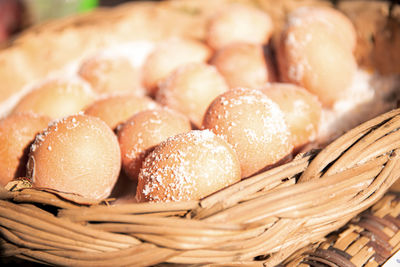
[0,2,397,203]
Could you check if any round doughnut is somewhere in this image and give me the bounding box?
[211,43,272,89]
[0,113,51,186]
[12,78,95,119]
[118,108,191,181]
[142,38,212,96]
[27,114,121,200]
[261,83,322,149]
[84,94,159,129]
[157,63,229,128]
[78,54,144,96]
[136,130,241,202]
[202,88,293,177]
[206,4,273,50]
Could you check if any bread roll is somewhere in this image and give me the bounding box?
[27,114,121,200]
[118,108,191,181]
[84,94,158,129]
[211,43,271,89]
[136,130,241,202]
[261,83,322,150]
[143,38,212,96]
[12,78,95,119]
[78,54,144,96]
[0,113,51,186]
[203,88,293,177]
[277,6,357,106]
[206,3,273,49]
[157,62,228,128]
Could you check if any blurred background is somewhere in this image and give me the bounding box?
[0,0,151,45]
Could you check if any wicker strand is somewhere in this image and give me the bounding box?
[299,108,400,182]
[325,115,400,176]
[0,201,139,246]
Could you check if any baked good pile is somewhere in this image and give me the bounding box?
[0,4,396,203]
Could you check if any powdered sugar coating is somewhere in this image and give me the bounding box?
[136,130,241,202]
[118,108,191,181]
[202,88,293,177]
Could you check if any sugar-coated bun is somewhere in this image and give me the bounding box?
[206,4,273,50]
[12,78,95,119]
[277,13,357,107]
[136,130,241,202]
[84,94,158,129]
[157,63,229,128]
[211,43,271,89]
[27,114,121,200]
[142,38,212,95]
[287,6,356,51]
[202,88,293,177]
[261,83,322,149]
[0,113,51,186]
[118,108,191,181]
[78,54,144,96]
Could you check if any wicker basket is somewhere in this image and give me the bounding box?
[284,193,400,266]
[1,108,400,266]
[1,0,400,266]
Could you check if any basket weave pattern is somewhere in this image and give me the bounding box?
[2,108,400,266]
[285,193,400,266]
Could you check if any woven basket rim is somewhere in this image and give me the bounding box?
[1,1,400,266]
